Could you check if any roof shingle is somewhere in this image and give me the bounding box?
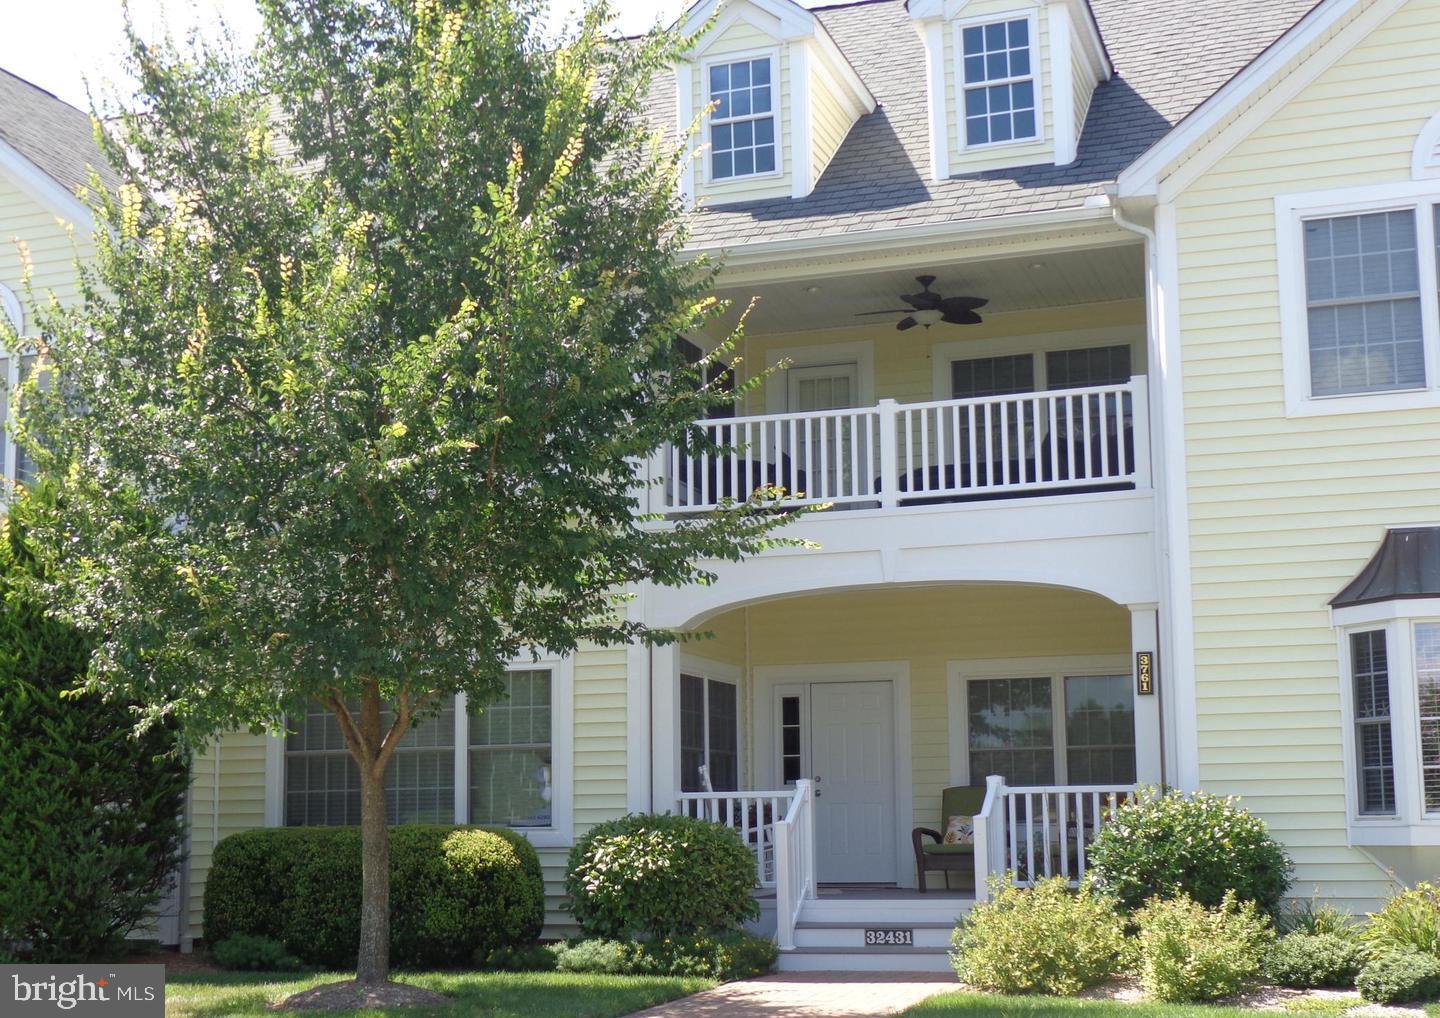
[0,68,120,201]
[673,0,1320,250]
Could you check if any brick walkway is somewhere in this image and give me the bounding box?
[631,972,960,1017]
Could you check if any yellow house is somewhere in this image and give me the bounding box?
[10,0,1440,976]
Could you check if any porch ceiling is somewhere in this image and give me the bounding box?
[714,243,1145,336]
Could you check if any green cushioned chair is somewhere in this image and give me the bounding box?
[912,785,987,893]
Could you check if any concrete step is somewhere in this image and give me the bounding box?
[777,946,954,973]
[793,921,954,950]
[798,897,972,926]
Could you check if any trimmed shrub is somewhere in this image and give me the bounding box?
[1357,951,1440,1004]
[1265,932,1366,989]
[0,488,188,962]
[475,944,559,972]
[211,934,304,972]
[550,931,777,980]
[1134,891,1274,1003]
[950,876,1127,996]
[203,825,543,968]
[1088,789,1291,914]
[566,814,759,938]
[1360,882,1440,960]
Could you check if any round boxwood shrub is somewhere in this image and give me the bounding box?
[950,876,1127,995]
[1358,951,1440,1004]
[203,824,543,968]
[566,813,759,938]
[1265,932,1366,988]
[1087,789,1291,913]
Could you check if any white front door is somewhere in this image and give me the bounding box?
[809,680,897,883]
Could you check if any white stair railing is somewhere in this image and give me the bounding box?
[772,779,816,952]
[655,377,1149,513]
[677,789,792,888]
[973,776,1137,899]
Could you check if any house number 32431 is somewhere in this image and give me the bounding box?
[864,929,913,946]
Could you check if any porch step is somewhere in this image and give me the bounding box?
[794,920,954,950]
[777,946,954,974]
[798,896,973,926]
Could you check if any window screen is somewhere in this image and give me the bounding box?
[1046,346,1132,390]
[951,353,1035,399]
[1415,624,1440,813]
[1304,211,1424,396]
[709,58,776,180]
[680,674,739,793]
[967,676,1055,786]
[470,669,553,828]
[1063,675,1136,786]
[961,19,1037,146]
[285,698,456,826]
[1351,630,1396,815]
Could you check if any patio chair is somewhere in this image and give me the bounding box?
[912,785,987,893]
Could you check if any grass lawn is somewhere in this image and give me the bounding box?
[900,992,1440,1017]
[165,970,713,1018]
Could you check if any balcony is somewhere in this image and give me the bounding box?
[645,377,1150,515]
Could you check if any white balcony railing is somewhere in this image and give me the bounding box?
[649,377,1149,514]
[973,775,1137,900]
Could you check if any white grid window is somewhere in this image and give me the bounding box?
[709,57,776,180]
[680,673,739,793]
[1303,211,1424,396]
[1350,630,1396,816]
[961,19,1036,146]
[470,669,553,828]
[1414,624,1440,813]
[284,698,456,826]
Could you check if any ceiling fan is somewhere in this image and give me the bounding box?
[856,275,988,331]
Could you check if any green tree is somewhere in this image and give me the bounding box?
[18,0,794,991]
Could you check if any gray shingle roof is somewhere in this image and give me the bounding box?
[0,68,119,201]
[675,0,1320,250]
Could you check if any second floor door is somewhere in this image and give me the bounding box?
[787,362,860,500]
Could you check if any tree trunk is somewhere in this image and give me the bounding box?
[355,684,390,987]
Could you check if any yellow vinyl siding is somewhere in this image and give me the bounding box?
[945,0,1054,173]
[1170,0,1440,910]
[184,643,628,942]
[0,176,91,325]
[809,63,852,184]
[703,585,1130,831]
[1071,42,1092,145]
[693,21,792,205]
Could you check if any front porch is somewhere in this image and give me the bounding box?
[650,583,1160,963]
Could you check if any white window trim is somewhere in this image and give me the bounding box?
[264,653,575,848]
[1333,600,1440,846]
[765,338,875,413]
[947,654,1132,787]
[1276,180,1440,418]
[953,10,1045,153]
[679,654,743,792]
[700,47,785,187]
[929,325,1145,400]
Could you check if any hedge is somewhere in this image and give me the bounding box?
[203,825,544,968]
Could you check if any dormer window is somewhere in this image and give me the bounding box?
[961,17,1037,147]
[708,56,777,180]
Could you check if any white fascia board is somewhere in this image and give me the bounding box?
[909,0,1040,18]
[790,39,814,199]
[812,20,876,115]
[686,202,1115,268]
[683,0,814,49]
[1117,0,1379,199]
[0,136,96,234]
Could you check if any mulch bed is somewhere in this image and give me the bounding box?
[272,980,449,1012]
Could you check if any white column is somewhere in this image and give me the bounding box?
[625,586,653,814]
[651,643,682,812]
[1130,605,1163,785]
